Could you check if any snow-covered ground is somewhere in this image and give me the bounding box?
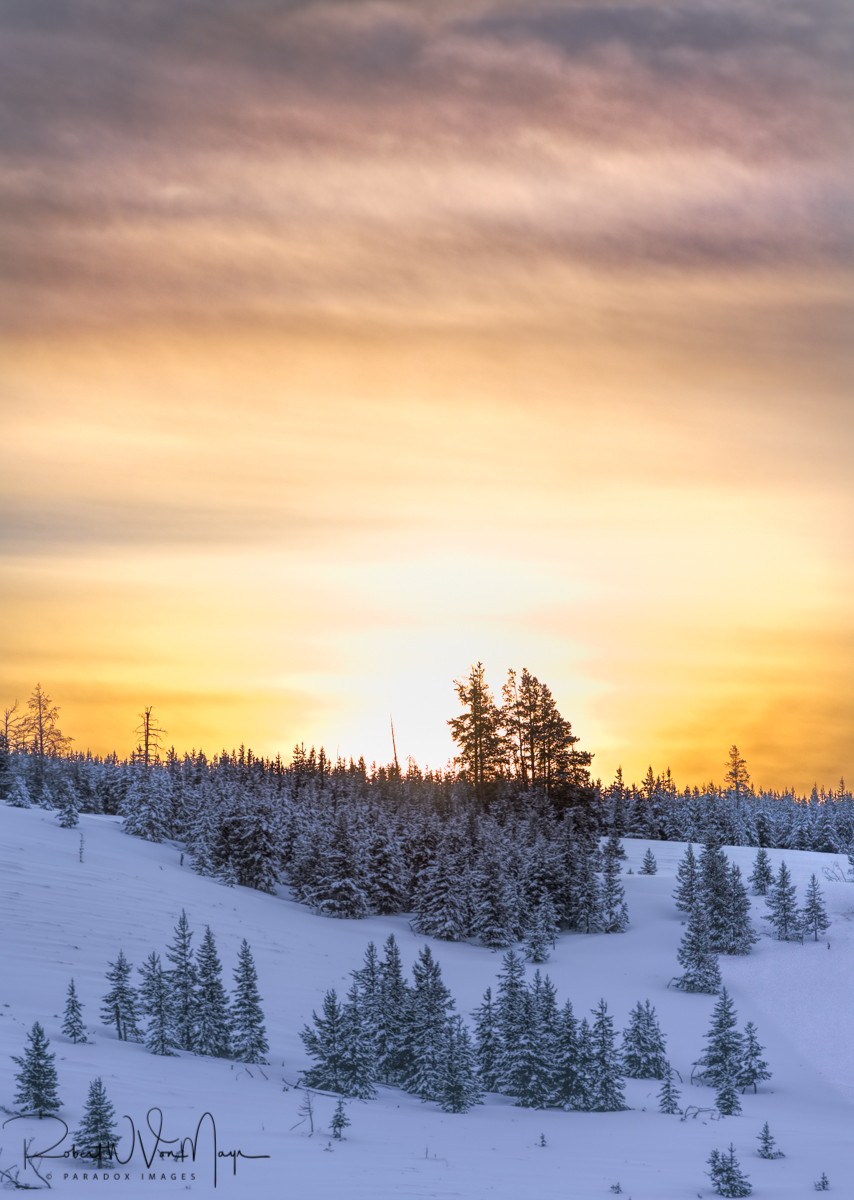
[1,804,852,1198]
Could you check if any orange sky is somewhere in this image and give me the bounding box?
[1,1,852,790]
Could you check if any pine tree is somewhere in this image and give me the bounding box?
[801,874,831,942]
[11,1022,61,1117]
[165,910,197,1052]
[673,843,699,913]
[694,988,743,1090]
[230,939,268,1064]
[639,849,658,875]
[657,1062,681,1114]
[747,848,774,895]
[715,1068,742,1116]
[673,905,721,994]
[308,815,369,919]
[524,893,559,962]
[495,950,528,1094]
[300,989,348,1092]
[551,1000,586,1110]
[57,790,80,827]
[195,926,231,1057]
[400,945,454,1102]
[412,845,469,941]
[814,1172,830,1191]
[472,986,502,1093]
[9,777,31,807]
[101,950,143,1043]
[62,978,86,1044]
[471,852,519,949]
[364,829,406,915]
[511,974,555,1109]
[765,860,801,941]
[700,833,732,952]
[138,952,178,1056]
[721,864,759,955]
[757,1121,784,1159]
[331,1098,350,1139]
[737,1022,771,1094]
[377,935,410,1085]
[601,846,629,933]
[588,999,626,1111]
[339,982,378,1099]
[439,1015,483,1113]
[707,1144,752,1197]
[621,1000,668,1079]
[73,1078,120,1166]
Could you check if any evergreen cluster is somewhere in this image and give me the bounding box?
[301,939,677,1115]
[89,912,267,1063]
[692,989,771,1114]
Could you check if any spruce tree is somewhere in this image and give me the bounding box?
[621,1000,668,1079]
[331,1098,350,1139]
[694,988,743,1090]
[377,935,410,1085]
[715,1069,742,1116]
[721,864,759,955]
[472,986,502,1093]
[101,950,143,1043]
[747,848,774,895]
[138,952,178,1056]
[673,905,721,994]
[339,982,378,1099]
[757,1121,784,1158]
[737,1022,771,1094]
[62,978,86,1044]
[551,999,586,1111]
[657,1062,681,1114]
[412,847,469,941]
[471,852,519,949]
[300,989,348,1092]
[765,860,800,940]
[801,874,831,941]
[165,910,197,1052]
[511,975,555,1109]
[11,1022,61,1117]
[706,1144,752,1197]
[438,1014,482,1113]
[231,939,269,1064]
[639,849,658,875]
[73,1078,120,1166]
[524,893,559,962]
[588,999,626,1111]
[400,945,454,1102]
[700,833,731,952]
[673,843,699,913]
[601,847,629,933]
[57,790,80,828]
[195,926,231,1057]
[495,950,528,1093]
[9,777,32,807]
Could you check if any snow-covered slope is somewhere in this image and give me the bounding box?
[1,805,852,1198]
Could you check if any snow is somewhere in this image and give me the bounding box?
[1,805,852,1197]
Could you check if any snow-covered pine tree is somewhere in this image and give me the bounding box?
[524,892,559,962]
[339,981,378,1099]
[472,986,502,1093]
[601,845,629,933]
[73,1078,120,1165]
[551,999,587,1110]
[364,828,406,915]
[101,950,143,1043]
[12,1021,61,1117]
[673,843,699,913]
[706,1144,752,1197]
[568,842,602,933]
[589,999,626,1111]
[657,1062,681,1114]
[470,850,519,949]
[721,864,759,955]
[9,777,31,807]
[494,950,528,1094]
[377,934,410,1085]
[757,1121,784,1158]
[300,989,348,1091]
[412,841,469,941]
[138,951,178,1056]
[715,1068,742,1116]
[331,1098,350,1139]
[639,849,658,875]
[673,904,721,993]
[123,766,168,843]
[400,945,454,1102]
[747,848,774,895]
[700,833,732,952]
[765,860,801,940]
[165,910,197,1052]
[694,988,743,1090]
[57,789,80,827]
[814,1171,830,1190]
[438,1014,482,1113]
[621,1000,668,1079]
[510,973,555,1109]
[231,939,268,1064]
[737,1022,771,1094]
[195,926,231,1057]
[307,814,369,919]
[62,978,86,1043]
[800,874,831,941]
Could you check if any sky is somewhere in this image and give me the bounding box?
[1,0,852,790]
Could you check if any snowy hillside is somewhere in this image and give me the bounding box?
[1,804,852,1198]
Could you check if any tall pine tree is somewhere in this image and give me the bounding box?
[195,926,232,1057]
[73,1078,120,1166]
[12,1022,61,1117]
